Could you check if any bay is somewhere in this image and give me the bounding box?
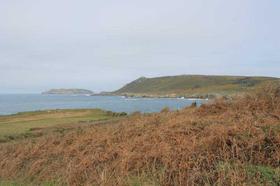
[0,94,206,115]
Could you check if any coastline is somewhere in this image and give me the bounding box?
[0,94,206,116]
[94,92,215,99]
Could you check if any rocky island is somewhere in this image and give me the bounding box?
[42,89,93,95]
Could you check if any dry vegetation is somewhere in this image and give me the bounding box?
[0,85,280,185]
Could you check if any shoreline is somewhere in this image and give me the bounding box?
[0,94,208,116]
[92,92,214,99]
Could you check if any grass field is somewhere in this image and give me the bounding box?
[0,109,123,142]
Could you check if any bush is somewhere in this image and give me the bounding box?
[160,107,170,113]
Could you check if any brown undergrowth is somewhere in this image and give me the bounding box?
[0,86,280,185]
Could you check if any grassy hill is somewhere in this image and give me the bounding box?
[0,85,279,185]
[114,75,279,98]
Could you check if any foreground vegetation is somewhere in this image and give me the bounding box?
[0,109,123,143]
[114,75,279,98]
[0,85,280,185]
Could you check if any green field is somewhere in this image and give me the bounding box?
[0,109,122,142]
[114,75,279,98]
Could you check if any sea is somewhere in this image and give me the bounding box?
[0,94,207,115]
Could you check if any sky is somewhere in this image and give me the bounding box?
[0,0,280,93]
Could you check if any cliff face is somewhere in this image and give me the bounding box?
[42,89,93,95]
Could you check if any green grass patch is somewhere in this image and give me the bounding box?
[245,164,280,185]
[217,162,280,185]
[0,109,124,142]
[0,180,63,186]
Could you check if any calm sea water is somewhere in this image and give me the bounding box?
[0,94,206,115]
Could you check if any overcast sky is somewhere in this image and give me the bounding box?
[0,0,279,93]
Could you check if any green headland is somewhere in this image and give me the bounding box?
[113,75,279,98]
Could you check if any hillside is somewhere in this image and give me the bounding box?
[0,85,280,185]
[42,89,93,95]
[114,75,279,98]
